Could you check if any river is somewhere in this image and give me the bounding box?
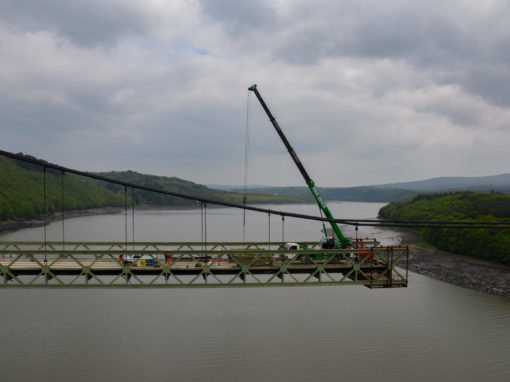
[1,202,509,382]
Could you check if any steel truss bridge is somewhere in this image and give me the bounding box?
[0,241,408,288]
[0,150,410,289]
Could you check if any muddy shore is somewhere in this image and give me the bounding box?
[398,230,510,298]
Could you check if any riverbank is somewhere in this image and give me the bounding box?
[0,205,196,234]
[0,207,128,234]
[398,230,510,298]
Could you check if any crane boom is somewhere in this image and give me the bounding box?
[248,84,350,248]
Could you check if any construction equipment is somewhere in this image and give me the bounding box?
[248,84,351,249]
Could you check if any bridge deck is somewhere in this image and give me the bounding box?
[0,241,408,288]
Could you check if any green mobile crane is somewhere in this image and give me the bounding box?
[248,84,351,249]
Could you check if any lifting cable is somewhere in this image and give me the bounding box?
[242,91,252,241]
[200,202,208,250]
[200,202,207,251]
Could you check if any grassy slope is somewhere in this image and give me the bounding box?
[378,192,510,265]
[0,156,302,222]
[0,156,124,221]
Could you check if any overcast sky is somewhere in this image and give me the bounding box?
[1,0,509,187]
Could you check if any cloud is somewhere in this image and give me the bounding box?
[0,0,152,46]
[198,0,277,35]
[1,0,510,187]
[270,0,510,108]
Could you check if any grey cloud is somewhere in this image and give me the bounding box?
[198,0,277,36]
[270,1,510,108]
[2,0,510,186]
[0,0,150,46]
[461,67,510,108]
[272,2,483,63]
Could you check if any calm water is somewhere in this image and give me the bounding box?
[1,202,509,382]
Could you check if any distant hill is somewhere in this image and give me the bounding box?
[97,171,301,206]
[207,184,270,191]
[372,174,510,192]
[242,173,510,203]
[246,186,415,203]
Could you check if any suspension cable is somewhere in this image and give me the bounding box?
[204,203,207,249]
[200,202,204,249]
[43,166,47,262]
[61,169,65,250]
[124,186,128,250]
[2,150,509,231]
[282,215,285,242]
[132,187,135,249]
[268,212,271,249]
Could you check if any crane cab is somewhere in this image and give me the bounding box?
[320,237,336,249]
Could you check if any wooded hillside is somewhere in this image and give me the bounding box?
[379,192,510,265]
[0,155,303,222]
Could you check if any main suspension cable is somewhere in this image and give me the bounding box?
[2,150,509,231]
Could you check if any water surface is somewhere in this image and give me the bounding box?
[1,202,509,381]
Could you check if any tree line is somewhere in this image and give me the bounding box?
[378,192,510,265]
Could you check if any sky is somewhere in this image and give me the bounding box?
[1,0,509,187]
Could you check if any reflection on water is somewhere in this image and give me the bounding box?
[1,202,509,382]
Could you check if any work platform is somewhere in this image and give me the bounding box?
[0,241,408,289]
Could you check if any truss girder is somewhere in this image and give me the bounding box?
[0,241,407,289]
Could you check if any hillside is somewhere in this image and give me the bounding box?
[373,173,510,192]
[378,192,510,265]
[231,173,510,203]
[247,186,415,203]
[96,171,302,206]
[0,154,303,222]
[0,155,124,221]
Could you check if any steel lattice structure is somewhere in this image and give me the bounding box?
[0,241,408,288]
